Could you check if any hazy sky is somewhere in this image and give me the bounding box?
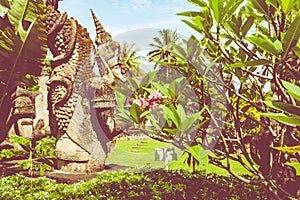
[59,0,197,38]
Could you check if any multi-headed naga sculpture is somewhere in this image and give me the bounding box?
[45,0,126,172]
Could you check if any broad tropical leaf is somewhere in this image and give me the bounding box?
[130,103,143,124]
[282,80,300,101]
[0,0,47,133]
[282,16,300,58]
[264,101,300,116]
[260,112,300,126]
[247,36,279,56]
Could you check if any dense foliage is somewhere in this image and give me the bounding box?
[0,170,273,199]
[0,135,56,175]
[114,0,300,199]
[0,0,47,140]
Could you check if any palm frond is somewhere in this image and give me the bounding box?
[147,29,181,64]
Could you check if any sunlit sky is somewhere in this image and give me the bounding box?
[59,0,197,38]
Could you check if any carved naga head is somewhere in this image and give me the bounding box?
[46,64,74,109]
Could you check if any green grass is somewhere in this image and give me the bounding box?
[106,138,300,175]
[106,139,174,170]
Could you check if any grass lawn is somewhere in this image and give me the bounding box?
[106,138,300,175]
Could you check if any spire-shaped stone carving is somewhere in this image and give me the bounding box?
[90,9,112,45]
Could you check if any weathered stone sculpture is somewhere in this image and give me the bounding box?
[2,85,36,150]
[45,0,126,172]
[91,9,127,138]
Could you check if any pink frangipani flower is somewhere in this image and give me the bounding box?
[147,90,163,102]
[133,98,148,108]
[149,101,160,109]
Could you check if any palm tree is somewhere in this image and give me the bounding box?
[147,29,180,65]
[121,42,145,76]
[147,29,181,81]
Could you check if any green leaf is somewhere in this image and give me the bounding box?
[17,20,27,42]
[140,110,150,119]
[247,36,279,56]
[226,20,240,37]
[186,119,209,135]
[161,105,180,128]
[282,80,300,101]
[208,0,223,23]
[272,145,300,154]
[177,11,202,17]
[260,112,300,126]
[241,16,254,36]
[168,80,179,99]
[187,0,207,7]
[150,82,169,96]
[139,74,150,87]
[176,104,186,121]
[281,0,297,14]
[127,77,139,90]
[264,101,300,116]
[172,43,187,59]
[181,114,199,131]
[10,135,31,147]
[272,39,283,52]
[115,91,126,110]
[181,108,205,131]
[251,0,268,15]
[183,144,209,166]
[204,56,219,75]
[112,85,132,96]
[222,0,239,20]
[181,19,204,35]
[162,128,179,136]
[282,16,300,58]
[130,103,142,124]
[145,115,161,130]
[187,35,198,60]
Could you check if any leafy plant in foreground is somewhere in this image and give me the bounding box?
[262,80,300,154]
[0,135,56,175]
[154,0,300,199]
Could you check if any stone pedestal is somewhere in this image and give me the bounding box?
[56,159,105,173]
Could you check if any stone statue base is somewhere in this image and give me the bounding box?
[56,159,105,173]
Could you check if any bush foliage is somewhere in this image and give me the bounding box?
[0,170,272,200]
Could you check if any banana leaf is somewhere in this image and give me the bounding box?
[0,0,47,136]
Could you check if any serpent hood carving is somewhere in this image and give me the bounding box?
[45,0,126,172]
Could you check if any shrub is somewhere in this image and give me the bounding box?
[0,170,273,199]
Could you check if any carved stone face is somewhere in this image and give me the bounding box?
[16,118,34,138]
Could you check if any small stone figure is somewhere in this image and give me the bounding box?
[1,85,37,151]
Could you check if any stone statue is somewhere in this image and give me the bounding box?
[2,85,38,151]
[91,9,128,138]
[45,0,127,172]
